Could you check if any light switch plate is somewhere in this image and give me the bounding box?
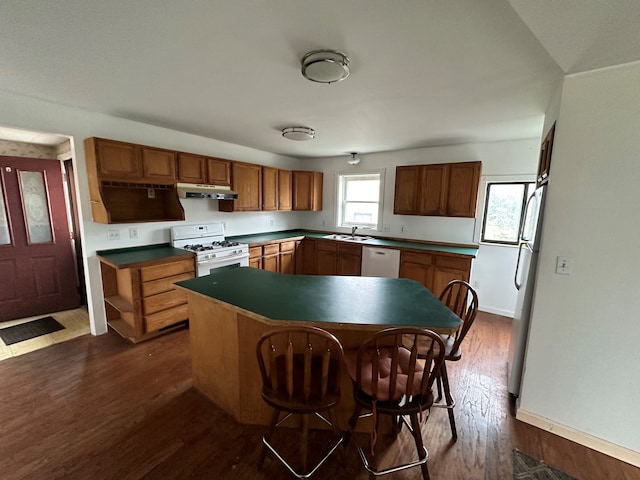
[556,256,571,275]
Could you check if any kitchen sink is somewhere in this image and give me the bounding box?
[322,234,374,242]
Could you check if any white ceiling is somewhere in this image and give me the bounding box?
[0,0,638,157]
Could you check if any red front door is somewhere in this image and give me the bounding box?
[0,156,80,322]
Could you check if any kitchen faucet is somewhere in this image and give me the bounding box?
[351,225,358,238]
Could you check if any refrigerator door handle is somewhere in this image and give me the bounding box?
[520,193,536,242]
[514,242,532,290]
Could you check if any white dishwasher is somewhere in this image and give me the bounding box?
[361,246,401,278]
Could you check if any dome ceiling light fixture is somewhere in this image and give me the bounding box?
[282,126,316,141]
[301,49,350,84]
[347,152,361,165]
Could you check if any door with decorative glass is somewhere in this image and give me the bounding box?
[0,156,79,321]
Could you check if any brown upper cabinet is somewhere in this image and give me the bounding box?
[219,162,262,212]
[394,161,481,218]
[262,166,278,211]
[278,169,293,211]
[85,137,184,224]
[537,123,555,187]
[292,171,323,211]
[177,153,231,186]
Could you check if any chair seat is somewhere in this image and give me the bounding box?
[344,347,426,402]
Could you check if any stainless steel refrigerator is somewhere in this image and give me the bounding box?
[508,184,546,397]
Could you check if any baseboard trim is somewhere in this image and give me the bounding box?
[516,409,640,468]
[478,305,514,318]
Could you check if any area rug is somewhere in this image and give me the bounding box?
[0,316,65,345]
[513,449,578,480]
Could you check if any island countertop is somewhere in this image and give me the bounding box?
[175,266,461,332]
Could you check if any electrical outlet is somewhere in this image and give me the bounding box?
[400,225,405,233]
[129,227,138,239]
[269,219,274,227]
[556,256,572,275]
[107,229,120,241]
[147,188,155,199]
[322,219,327,227]
[383,225,391,233]
[473,280,480,289]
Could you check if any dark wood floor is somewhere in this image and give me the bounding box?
[1,312,638,480]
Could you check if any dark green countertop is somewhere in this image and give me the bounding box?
[176,266,462,331]
[227,230,478,257]
[97,243,193,268]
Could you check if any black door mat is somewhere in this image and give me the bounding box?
[0,316,65,346]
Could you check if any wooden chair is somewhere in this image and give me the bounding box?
[343,327,445,480]
[256,326,345,478]
[433,280,479,440]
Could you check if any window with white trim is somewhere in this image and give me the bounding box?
[481,182,535,245]
[336,171,384,230]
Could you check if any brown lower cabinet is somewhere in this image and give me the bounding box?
[99,255,195,343]
[399,249,471,294]
[249,237,472,294]
[249,240,300,274]
[316,240,362,276]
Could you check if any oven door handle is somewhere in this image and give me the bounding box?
[197,252,249,266]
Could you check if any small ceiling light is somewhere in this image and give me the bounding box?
[347,152,361,165]
[282,126,316,141]
[301,49,350,84]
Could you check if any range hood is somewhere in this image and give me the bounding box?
[176,183,238,200]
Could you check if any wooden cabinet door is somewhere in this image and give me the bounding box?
[228,162,262,211]
[263,254,279,272]
[337,244,362,276]
[249,246,263,269]
[280,251,295,274]
[177,153,207,184]
[293,171,323,211]
[432,254,472,296]
[399,251,434,291]
[393,166,422,214]
[207,157,231,186]
[262,166,278,211]
[297,238,317,274]
[537,124,555,187]
[445,162,481,217]
[95,138,142,180]
[278,169,292,211]
[141,147,177,184]
[418,164,448,216]
[316,240,337,275]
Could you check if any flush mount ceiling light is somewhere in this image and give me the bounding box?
[282,126,316,141]
[301,49,350,84]
[347,152,361,165]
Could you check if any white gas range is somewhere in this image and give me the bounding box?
[170,223,249,277]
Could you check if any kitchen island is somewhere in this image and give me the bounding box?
[175,267,461,428]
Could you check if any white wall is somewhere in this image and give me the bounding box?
[305,139,540,316]
[0,90,305,335]
[519,62,640,459]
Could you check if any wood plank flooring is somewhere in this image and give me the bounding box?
[0,312,638,480]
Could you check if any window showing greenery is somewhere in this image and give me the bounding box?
[337,172,383,230]
[481,182,535,244]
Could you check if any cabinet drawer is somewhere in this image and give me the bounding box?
[145,304,188,332]
[434,255,470,271]
[143,289,187,315]
[280,241,296,253]
[140,259,194,282]
[263,244,279,256]
[249,246,262,259]
[401,251,433,266]
[141,272,193,297]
